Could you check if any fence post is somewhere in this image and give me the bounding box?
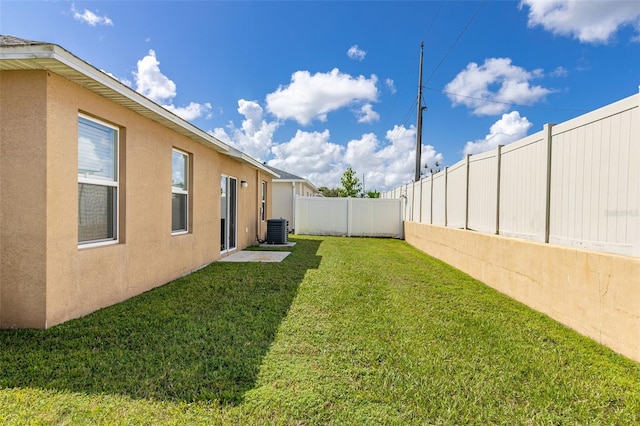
[444,166,449,227]
[418,177,423,223]
[465,154,470,230]
[430,173,434,224]
[496,145,503,235]
[347,197,352,237]
[410,180,415,222]
[544,123,554,243]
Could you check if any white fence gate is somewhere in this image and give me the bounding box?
[294,197,403,238]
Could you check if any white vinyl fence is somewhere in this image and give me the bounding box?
[294,197,403,238]
[383,91,640,257]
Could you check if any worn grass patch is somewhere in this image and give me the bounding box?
[1,236,638,424]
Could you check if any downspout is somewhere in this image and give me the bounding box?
[291,181,296,233]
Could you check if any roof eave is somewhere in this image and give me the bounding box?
[227,148,280,178]
[0,43,230,154]
[274,178,320,192]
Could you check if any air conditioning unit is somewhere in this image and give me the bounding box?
[266,218,288,244]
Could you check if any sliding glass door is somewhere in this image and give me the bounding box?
[220,175,237,252]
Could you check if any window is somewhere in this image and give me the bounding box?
[261,181,267,221]
[172,149,189,233]
[78,115,118,245]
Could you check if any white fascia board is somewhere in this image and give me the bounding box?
[274,178,319,193]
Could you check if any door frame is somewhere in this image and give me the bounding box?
[220,174,238,253]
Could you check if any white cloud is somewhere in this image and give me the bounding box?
[71,3,113,26]
[267,123,442,191]
[347,44,366,61]
[444,57,553,116]
[356,104,380,124]
[210,99,279,160]
[269,130,345,188]
[550,66,568,77]
[134,50,176,103]
[348,125,443,188]
[265,68,378,125]
[216,94,442,190]
[385,78,397,94]
[102,70,132,87]
[520,0,640,44]
[462,111,533,155]
[164,102,213,122]
[132,50,211,121]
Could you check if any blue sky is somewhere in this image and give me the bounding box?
[2,1,639,191]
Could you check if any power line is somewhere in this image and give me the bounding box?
[424,0,487,86]
[377,50,418,139]
[421,1,445,45]
[386,100,417,146]
[385,1,485,148]
[381,0,444,147]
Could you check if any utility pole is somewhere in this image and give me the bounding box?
[414,41,426,182]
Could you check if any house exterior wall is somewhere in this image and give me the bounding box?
[404,221,640,363]
[271,180,318,232]
[294,181,316,197]
[271,182,293,230]
[0,70,48,328]
[0,69,271,328]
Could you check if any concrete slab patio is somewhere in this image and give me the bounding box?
[258,242,297,248]
[219,251,291,263]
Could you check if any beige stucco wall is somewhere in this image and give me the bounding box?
[0,70,48,328]
[1,69,271,328]
[404,221,640,363]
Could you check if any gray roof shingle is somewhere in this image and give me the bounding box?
[0,35,46,46]
[263,164,305,181]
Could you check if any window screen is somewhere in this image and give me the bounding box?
[78,116,118,244]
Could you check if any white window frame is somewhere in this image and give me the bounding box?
[78,113,119,248]
[171,148,189,234]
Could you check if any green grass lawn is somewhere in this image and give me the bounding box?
[1,236,638,425]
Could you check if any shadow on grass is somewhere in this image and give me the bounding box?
[0,238,322,404]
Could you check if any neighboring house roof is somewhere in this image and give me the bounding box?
[0,35,46,45]
[0,35,278,178]
[264,165,304,180]
[264,164,320,194]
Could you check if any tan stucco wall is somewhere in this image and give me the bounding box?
[0,70,48,328]
[1,70,271,328]
[404,221,640,363]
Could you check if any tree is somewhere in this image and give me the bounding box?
[366,190,380,198]
[339,167,362,198]
[424,161,441,175]
[318,186,340,197]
